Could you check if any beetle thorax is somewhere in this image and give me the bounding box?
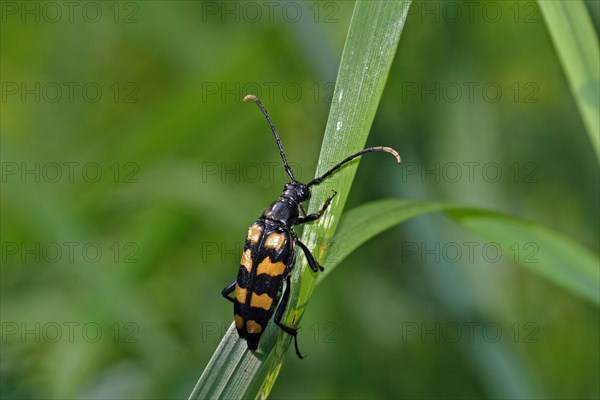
[261,182,310,226]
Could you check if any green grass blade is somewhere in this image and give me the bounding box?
[189,1,412,398]
[324,199,599,306]
[188,323,274,400]
[445,208,600,306]
[317,199,449,282]
[538,0,600,160]
[257,1,412,398]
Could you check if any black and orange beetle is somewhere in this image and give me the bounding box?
[222,95,401,358]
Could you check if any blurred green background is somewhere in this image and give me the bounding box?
[1,1,598,399]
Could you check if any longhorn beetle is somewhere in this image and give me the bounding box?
[222,94,401,358]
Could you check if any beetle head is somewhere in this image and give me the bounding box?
[282,182,311,204]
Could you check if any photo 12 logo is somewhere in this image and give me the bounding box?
[402,241,539,264]
[1,321,140,344]
[1,162,140,184]
[399,81,539,104]
[400,161,540,184]
[200,240,343,265]
[1,2,140,24]
[1,82,139,103]
[401,321,540,344]
[198,161,323,184]
[200,81,338,104]
[407,1,540,24]
[2,241,140,264]
[200,320,339,343]
[200,1,340,24]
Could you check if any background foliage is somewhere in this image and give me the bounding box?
[1,1,599,399]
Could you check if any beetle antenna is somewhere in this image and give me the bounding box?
[307,146,401,187]
[244,94,296,181]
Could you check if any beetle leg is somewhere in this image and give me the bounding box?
[274,276,305,359]
[221,279,237,303]
[296,240,324,272]
[296,190,337,225]
[299,204,308,218]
